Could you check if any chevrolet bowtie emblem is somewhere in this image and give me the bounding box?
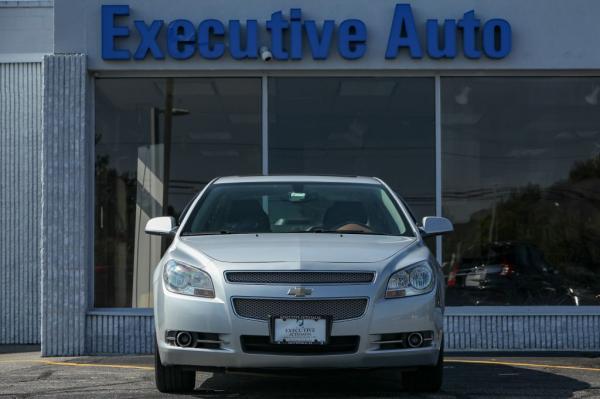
[287,287,313,297]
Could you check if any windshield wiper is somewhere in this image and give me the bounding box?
[182,230,231,236]
[336,230,388,235]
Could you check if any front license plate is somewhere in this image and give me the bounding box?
[271,316,328,345]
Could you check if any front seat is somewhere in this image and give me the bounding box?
[225,199,271,233]
[323,201,368,229]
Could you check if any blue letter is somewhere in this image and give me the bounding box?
[167,19,196,59]
[290,8,303,60]
[101,5,130,60]
[266,11,289,60]
[426,19,457,59]
[229,20,258,59]
[198,19,225,59]
[134,20,164,60]
[458,10,481,59]
[304,20,334,60]
[338,19,367,60]
[385,4,422,59]
[482,19,511,59]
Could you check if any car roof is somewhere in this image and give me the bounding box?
[213,175,382,185]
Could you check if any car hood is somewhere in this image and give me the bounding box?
[178,233,416,263]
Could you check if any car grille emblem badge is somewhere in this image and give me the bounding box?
[287,287,313,297]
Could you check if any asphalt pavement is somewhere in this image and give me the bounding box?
[1,346,599,398]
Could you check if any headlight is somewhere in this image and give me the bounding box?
[386,261,434,298]
[163,260,214,298]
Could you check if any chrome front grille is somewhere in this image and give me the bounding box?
[225,271,375,284]
[232,298,368,321]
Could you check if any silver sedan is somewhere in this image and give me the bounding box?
[146,175,453,393]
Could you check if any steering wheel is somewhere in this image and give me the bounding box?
[306,222,373,233]
[331,222,373,233]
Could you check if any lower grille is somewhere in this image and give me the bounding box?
[232,298,368,321]
[241,335,359,355]
[226,271,375,284]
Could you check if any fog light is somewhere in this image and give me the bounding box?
[407,332,423,348]
[175,331,193,347]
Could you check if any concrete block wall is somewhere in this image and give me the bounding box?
[40,54,89,356]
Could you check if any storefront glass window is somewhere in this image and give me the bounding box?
[442,77,600,306]
[268,77,436,219]
[94,78,261,307]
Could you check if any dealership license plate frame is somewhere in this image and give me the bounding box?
[269,315,332,345]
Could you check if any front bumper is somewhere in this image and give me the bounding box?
[158,341,440,369]
[156,283,443,369]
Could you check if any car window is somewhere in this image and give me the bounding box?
[181,182,414,237]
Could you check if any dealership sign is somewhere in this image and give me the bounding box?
[101,4,512,61]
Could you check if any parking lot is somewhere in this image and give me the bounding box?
[1,346,599,398]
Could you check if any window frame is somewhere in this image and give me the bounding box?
[89,71,600,315]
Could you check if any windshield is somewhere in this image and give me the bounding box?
[181,182,414,237]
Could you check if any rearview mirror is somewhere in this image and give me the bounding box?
[419,216,453,236]
[145,216,176,236]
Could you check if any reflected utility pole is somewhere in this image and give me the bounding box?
[488,185,498,244]
[149,79,189,253]
[163,78,174,216]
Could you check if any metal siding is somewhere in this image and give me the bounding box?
[85,314,155,354]
[442,314,600,352]
[82,313,600,355]
[0,62,42,344]
[40,54,88,356]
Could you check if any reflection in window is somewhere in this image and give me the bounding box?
[442,77,600,306]
[94,78,261,307]
[268,77,436,219]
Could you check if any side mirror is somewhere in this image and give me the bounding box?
[419,216,453,237]
[145,216,176,236]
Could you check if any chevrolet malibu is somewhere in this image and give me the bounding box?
[146,175,453,393]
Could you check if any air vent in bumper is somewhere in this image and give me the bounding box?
[241,335,360,355]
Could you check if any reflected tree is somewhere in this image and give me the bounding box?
[446,154,600,305]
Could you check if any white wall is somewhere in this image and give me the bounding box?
[54,0,600,71]
[0,1,53,62]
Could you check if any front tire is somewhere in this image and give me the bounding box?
[402,345,443,392]
[154,340,196,393]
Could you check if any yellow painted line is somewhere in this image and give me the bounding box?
[0,359,153,371]
[42,360,154,371]
[0,359,47,364]
[446,358,600,372]
[3,357,600,374]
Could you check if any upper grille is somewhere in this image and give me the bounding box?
[232,298,368,321]
[225,271,375,284]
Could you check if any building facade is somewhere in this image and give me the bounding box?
[1,0,600,355]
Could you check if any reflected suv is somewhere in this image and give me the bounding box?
[446,241,578,306]
[146,176,453,393]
